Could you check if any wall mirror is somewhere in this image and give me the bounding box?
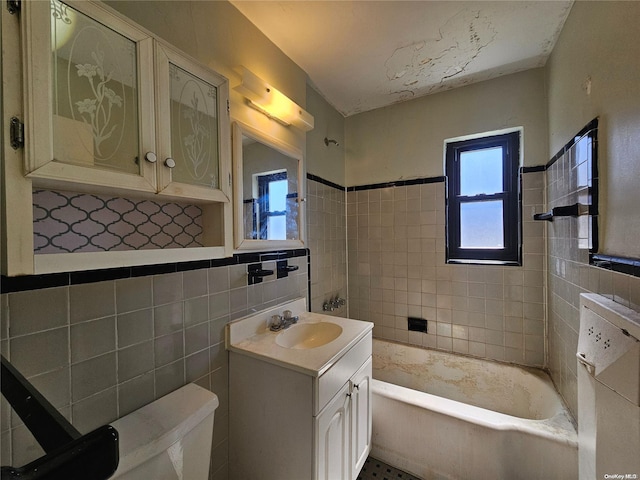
[232,122,305,250]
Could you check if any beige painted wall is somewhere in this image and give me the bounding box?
[306,85,346,186]
[105,0,308,154]
[546,1,640,258]
[345,68,548,186]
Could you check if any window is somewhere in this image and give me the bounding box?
[445,131,521,265]
[257,171,287,240]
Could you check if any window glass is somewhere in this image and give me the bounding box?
[268,216,286,240]
[460,201,504,248]
[268,179,287,212]
[459,147,503,195]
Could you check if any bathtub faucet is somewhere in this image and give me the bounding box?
[269,310,299,331]
[323,296,346,312]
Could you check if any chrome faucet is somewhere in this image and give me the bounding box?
[322,296,346,312]
[269,310,299,331]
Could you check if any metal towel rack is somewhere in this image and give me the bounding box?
[533,203,592,221]
[1,355,119,480]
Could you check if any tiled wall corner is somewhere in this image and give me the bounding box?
[545,127,640,419]
[0,258,307,479]
[307,177,347,316]
[347,173,546,368]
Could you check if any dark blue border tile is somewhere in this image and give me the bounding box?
[1,273,70,293]
[591,254,640,278]
[2,248,311,293]
[521,165,546,173]
[70,267,131,285]
[347,176,446,192]
[547,117,599,169]
[307,173,345,192]
[131,263,177,277]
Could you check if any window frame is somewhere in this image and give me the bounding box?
[445,130,521,265]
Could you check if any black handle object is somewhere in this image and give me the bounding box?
[249,269,274,277]
[533,203,590,221]
[279,265,299,272]
[1,355,80,451]
[1,425,119,480]
[1,355,119,480]
[533,212,554,222]
[247,263,274,284]
[552,204,581,217]
[276,260,299,279]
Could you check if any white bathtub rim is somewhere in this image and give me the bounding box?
[372,378,577,446]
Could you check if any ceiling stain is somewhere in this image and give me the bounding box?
[384,9,497,102]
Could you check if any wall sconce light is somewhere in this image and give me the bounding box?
[234,67,314,132]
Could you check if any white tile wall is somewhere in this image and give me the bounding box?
[546,130,640,419]
[307,178,348,316]
[0,258,308,479]
[347,173,547,367]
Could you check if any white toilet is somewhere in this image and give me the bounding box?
[109,383,219,480]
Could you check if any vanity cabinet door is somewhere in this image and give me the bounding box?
[350,357,373,480]
[22,0,157,195]
[315,382,351,480]
[154,42,231,203]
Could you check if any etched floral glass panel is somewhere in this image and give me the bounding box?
[51,0,140,174]
[169,63,219,189]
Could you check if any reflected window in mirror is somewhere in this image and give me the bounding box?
[256,171,287,240]
[233,122,304,250]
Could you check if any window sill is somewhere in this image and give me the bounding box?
[446,259,522,267]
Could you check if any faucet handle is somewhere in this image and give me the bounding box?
[283,310,299,324]
[269,314,284,331]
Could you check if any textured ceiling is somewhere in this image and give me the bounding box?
[231,1,574,116]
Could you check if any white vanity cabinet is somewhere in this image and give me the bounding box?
[315,356,372,480]
[229,331,373,480]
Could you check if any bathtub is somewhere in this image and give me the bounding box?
[371,339,578,480]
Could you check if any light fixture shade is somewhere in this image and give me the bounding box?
[234,67,314,132]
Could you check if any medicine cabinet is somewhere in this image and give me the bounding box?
[1,0,233,275]
[232,122,305,250]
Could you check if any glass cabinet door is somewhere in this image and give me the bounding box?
[23,0,157,193]
[155,43,231,203]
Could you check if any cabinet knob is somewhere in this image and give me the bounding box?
[164,158,176,168]
[346,393,351,398]
[144,151,157,163]
[353,384,359,390]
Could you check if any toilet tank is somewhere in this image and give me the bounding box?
[109,383,219,480]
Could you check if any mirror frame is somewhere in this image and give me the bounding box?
[232,121,305,250]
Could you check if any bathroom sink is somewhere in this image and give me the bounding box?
[276,322,343,349]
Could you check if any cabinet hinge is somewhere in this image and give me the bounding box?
[227,99,230,115]
[6,0,20,15]
[228,173,232,187]
[10,117,24,150]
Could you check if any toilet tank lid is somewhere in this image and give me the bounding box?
[110,383,218,471]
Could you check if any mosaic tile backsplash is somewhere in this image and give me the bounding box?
[33,189,203,253]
